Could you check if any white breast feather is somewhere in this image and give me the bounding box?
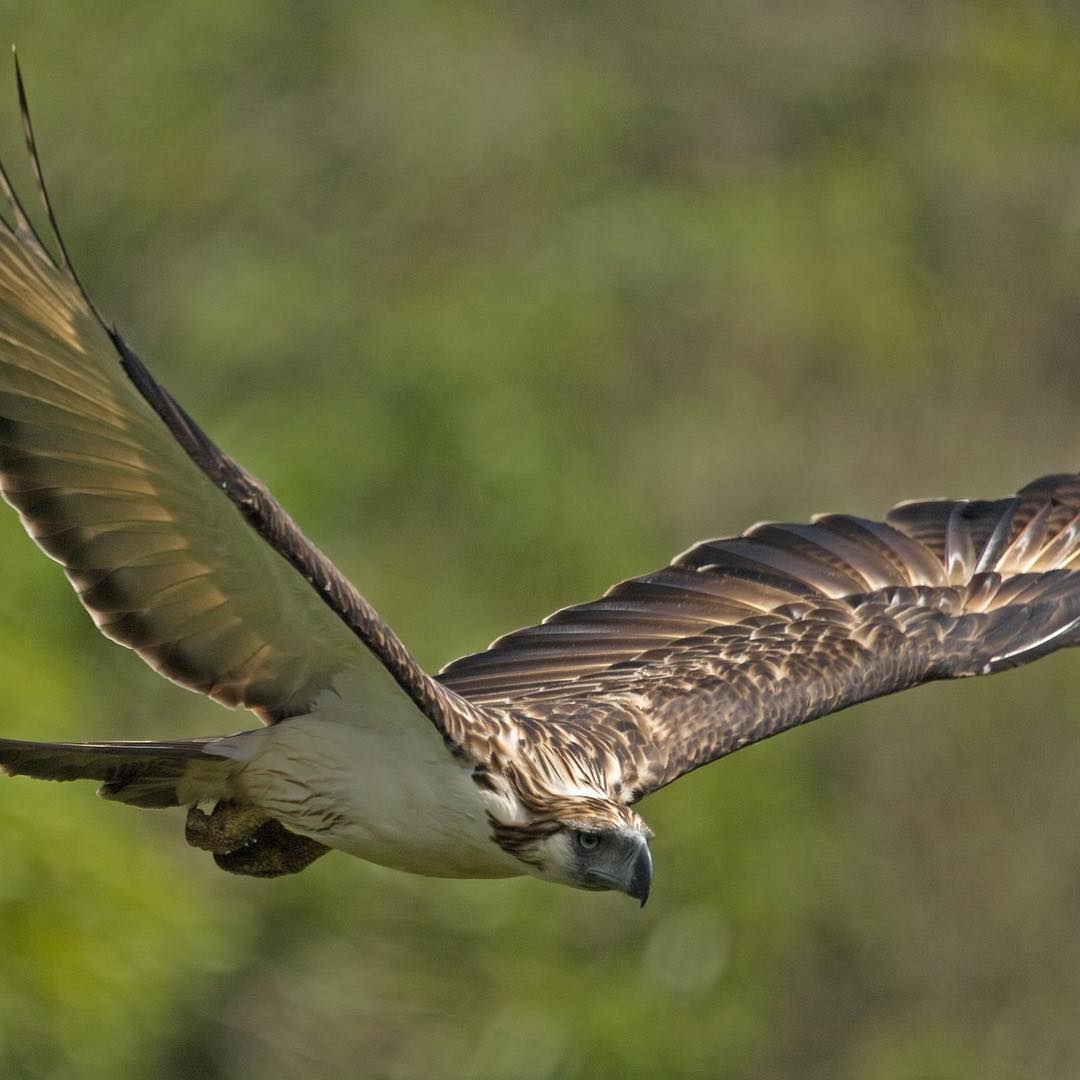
[219,672,523,879]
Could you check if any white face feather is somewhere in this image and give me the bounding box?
[523,820,653,900]
[530,828,581,884]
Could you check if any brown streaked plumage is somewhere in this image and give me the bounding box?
[0,64,1078,902]
[442,479,1080,806]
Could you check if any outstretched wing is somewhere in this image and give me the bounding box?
[439,474,1080,799]
[0,66,467,738]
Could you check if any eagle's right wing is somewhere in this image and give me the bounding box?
[440,475,1080,801]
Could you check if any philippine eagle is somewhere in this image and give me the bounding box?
[0,65,1078,906]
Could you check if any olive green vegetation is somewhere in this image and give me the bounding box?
[1,4,1080,1078]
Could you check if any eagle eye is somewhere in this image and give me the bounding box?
[575,830,601,852]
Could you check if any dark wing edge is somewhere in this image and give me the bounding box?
[440,474,1080,799]
[0,62,470,740]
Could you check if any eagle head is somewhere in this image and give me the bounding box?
[489,794,654,905]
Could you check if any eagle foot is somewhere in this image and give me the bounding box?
[185,800,330,878]
[185,799,269,853]
[212,817,330,877]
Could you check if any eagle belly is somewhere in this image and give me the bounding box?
[220,709,522,880]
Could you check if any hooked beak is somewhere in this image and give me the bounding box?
[627,839,652,907]
[581,835,653,906]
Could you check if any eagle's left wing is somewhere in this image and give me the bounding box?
[0,63,473,744]
[439,475,1080,801]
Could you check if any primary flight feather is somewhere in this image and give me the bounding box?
[0,67,1078,904]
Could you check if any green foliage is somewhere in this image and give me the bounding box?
[2,3,1080,1076]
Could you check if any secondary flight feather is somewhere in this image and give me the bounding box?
[1,64,1078,904]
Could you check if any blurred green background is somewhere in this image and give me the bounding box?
[2,4,1080,1078]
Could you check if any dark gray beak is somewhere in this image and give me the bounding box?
[627,840,652,907]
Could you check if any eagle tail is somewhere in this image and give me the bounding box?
[0,735,238,808]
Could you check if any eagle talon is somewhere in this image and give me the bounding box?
[212,817,330,878]
[184,799,270,854]
[185,800,330,876]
